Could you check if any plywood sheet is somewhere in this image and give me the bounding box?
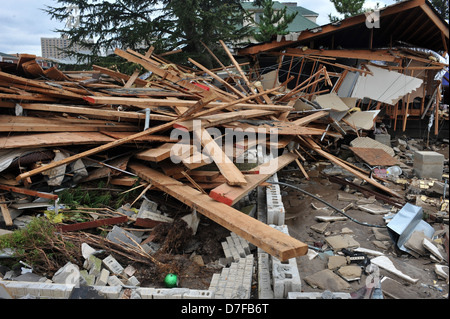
[350,147,399,166]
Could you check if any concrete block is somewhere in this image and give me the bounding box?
[106,225,142,248]
[92,285,122,299]
[266,182,285,225]
[126,276,140,287]
[287,291,352,299]
[107,275,124,287]
[95,268,110,286]
[183,289,214,299]
[0,280,74,299]
[272,258,302,298]
[152,288,190,299]
[257,252,274,299]
[270,225,302,298]
[136,287,156,299]
[102,255,125,275]
[413,151,445,180]
[374,133,391,147]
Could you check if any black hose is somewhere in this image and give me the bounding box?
[269,181,387,228]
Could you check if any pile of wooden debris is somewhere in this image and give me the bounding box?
[0,41,439,265]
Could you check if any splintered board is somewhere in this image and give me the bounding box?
[128,162,308,261]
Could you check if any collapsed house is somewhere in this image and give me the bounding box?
[0,0,448,299]
[237,0,449,137]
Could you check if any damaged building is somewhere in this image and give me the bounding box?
[0,0,448,301]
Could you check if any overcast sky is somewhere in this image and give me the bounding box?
[0,0,394,56]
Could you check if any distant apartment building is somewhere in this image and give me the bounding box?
[41,36,92,63]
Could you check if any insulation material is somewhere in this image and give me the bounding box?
[351,65,423,105]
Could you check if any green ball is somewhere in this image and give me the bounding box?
[164,273,178,288]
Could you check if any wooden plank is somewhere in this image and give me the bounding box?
[0,115,135,132]
[303,137,402,198]
[83,95,292,112]
[0,71,83,100]
[193,128,247,186]
[115,48,207,95]
[209,152,298,206]
[16,119,178,182]
[58,216,128,232]
[135,143,176,162]
[0,185,58,200]
[128,162,308,261]
[0,132,115,149]
[0,101,175,122]
[92,65,149,87]
[0,195,13,226]
[179,92,218,119]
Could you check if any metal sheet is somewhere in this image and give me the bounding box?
[386,203,435,254]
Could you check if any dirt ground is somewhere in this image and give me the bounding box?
[127,157,448,299]
[278,167,449,299]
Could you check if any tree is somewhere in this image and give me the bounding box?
[44,0,253,69]
[328,0,365,22]
[251,0,298,42]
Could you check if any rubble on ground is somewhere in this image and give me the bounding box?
[1,0,449,299]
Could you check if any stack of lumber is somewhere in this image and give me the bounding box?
[0,44,401,261]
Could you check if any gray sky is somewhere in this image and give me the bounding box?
[0,0,393,56]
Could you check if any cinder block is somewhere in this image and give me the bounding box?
[107,275,124,287]
[413,151,445,180]
[183,289,214,299]
[92,285,122,299]
[257,252,274,299]
[287,291,351,299]
[270,225,301,298]
[0,280,74,299]
[95,268,110,286]
[126,276,140,287]
[102,255,125,275]
[272,258,301,298]
[152,288,190,299]
[136,287,156,299]
[374,134,391,147]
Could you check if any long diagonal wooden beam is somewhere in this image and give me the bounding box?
[128,161,308,261]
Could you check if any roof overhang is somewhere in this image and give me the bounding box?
[237,0,449,55]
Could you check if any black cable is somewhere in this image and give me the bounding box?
[269,181,387,228]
